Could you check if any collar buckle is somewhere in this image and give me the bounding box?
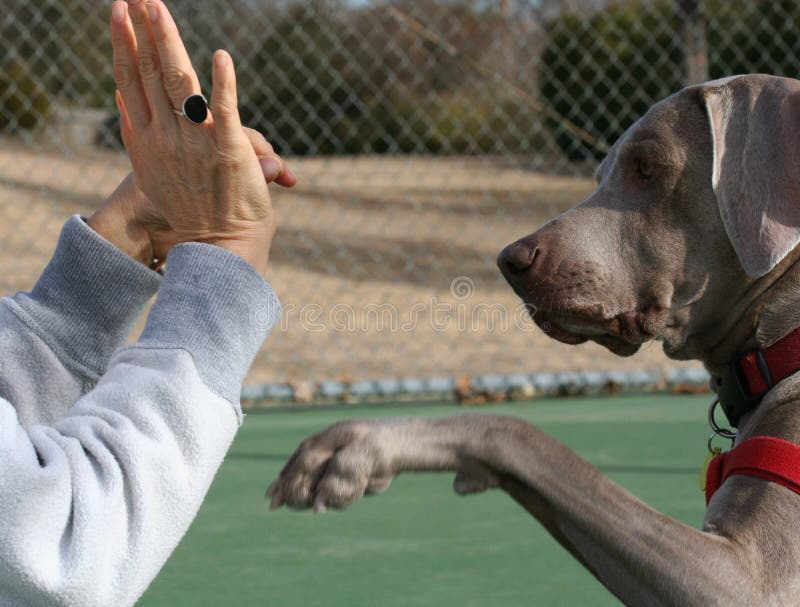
[715,352,771,428]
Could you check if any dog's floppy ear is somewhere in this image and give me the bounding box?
[702,75,800,277]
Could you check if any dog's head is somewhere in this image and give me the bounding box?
[498,74,800,361]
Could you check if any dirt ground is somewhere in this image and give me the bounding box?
[0,141,701,385]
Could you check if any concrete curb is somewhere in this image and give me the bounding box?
[241,367,710,408]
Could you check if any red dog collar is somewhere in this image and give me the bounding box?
[713,325,800,427]
[705,436,800,504]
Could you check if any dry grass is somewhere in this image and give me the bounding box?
[0,142,700,385]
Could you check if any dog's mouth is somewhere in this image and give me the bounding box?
[529,307,648,357]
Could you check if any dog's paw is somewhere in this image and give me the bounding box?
[266,420,396,513]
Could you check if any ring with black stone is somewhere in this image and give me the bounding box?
[172,94,208,125]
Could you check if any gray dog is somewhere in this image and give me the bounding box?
[268,74,800,605]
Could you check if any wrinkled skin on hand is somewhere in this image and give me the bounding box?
[108,0,296,272]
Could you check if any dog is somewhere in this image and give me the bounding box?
[267,74,800,605]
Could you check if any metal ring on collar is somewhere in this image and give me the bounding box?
[172,93,208,125]
[708,397,736,445]
[708,429,734,453]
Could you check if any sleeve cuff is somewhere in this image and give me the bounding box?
[136,242,281,405]
[7,215,162,380]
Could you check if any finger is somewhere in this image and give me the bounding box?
[145,0,202,109]
[276,163,298,188]
[210,50,245,151]
[241,128,298,187]
[127,0,174,125]
[257,156,284,184]
[115,90,133,150]
[111,1,149,129]
[243,126,275,157]
[242,127,281,182]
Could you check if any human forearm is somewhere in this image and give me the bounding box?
[0,242,280,607]
[2,215,161,425]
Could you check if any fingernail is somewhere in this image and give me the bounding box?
[214,51,228,68]
[112,2,126,23]
[145,2,158,21]
[127,0,141,5]
[260,156,282,179]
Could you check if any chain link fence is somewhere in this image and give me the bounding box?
[1,0,797,399]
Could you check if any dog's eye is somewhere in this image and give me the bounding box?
[637,159,654,180]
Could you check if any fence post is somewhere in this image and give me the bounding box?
[678,0,709,84]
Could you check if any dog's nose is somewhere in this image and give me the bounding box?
[497,240,538,275]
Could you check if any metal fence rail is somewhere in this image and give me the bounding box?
[1,0,796,392]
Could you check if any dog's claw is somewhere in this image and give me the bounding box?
[267,420,398,513]
[269,488,285,511]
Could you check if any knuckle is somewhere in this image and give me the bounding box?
[163,68,192,96]
[113,61,135,89]
[215,149,240,167]
[149,129,174,150]
[211,99,237,118]
[128,5,147,24]
[245,127,273,152]
[138,51,160,79]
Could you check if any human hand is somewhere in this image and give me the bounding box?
[89,127,296,269]
[110,0,291,274]
[88,173,174,268]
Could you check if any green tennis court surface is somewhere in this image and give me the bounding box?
[139,394,710,606]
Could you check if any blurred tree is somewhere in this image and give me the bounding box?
[539,1,684,160]
[239,0,547,155]
[706,0,800,78]
[0,60,51,132]
[539,0,800,161]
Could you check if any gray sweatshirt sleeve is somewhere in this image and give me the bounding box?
[0,239,281,607]
[1,215,162,427]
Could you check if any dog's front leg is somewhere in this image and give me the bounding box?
[268,414,759,606]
